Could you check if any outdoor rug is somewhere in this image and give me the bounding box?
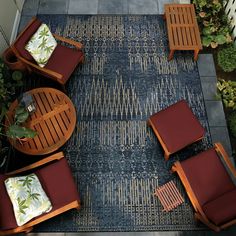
[33,15,212,232]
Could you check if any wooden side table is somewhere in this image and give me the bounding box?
[6,87,76,155]
[154,180,184,212]
[164,4,202,61]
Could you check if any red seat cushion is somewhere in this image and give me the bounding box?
[35,158,80,210]
[0,158,79,231]
[149,100,205,153]
[181,148,235,206]
[202,188,236,225]
[14,18,42,61]
[45,44,84,84]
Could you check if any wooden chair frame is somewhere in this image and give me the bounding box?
[172,143,236,232]
[0,152,80,235]
[147,118,204,160]
[10,16,84,86]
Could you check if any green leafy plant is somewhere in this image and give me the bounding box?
[216,79,236,109]
[217,44,236,72]
[228,112,236,138]
[0,58,23,123]
[193,0,232,48]
[0,57,24,164]
[1,105,37,140]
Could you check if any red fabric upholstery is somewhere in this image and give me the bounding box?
[0,175,17,230]
[45,44,84,83]
[0,157,79,231]
[149,100,205,153]
[14,18,42,60]
[181,148,235,206]
[35,158,80,209]
[203,188,236,225]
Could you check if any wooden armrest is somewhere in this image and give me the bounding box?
[171,161,209,222]
[19,56,62,79]
[6,152,64,175]
[53,34,83,49]
[214,142,236,176]
[10,46,63,80]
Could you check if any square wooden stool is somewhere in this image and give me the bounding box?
[148,100,205,160]
[154,180,184,212]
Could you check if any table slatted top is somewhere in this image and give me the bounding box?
[164,4,202,50]
[154,180,184,212]
[7,88,76,155]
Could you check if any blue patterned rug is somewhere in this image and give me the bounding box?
[33,15,212,232]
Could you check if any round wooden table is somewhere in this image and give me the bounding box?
[6,87,76,155]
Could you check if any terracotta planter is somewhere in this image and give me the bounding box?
[2,47,26,71]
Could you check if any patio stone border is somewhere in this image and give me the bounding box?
[198,54,234,166]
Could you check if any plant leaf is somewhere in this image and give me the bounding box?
[215,35,226,44]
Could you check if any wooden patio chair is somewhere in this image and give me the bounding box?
[172,143,236,232]
[10,16,84,88]
[0,152,80,235]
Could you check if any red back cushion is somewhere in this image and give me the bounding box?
[202,188,236,225]
[181,148,235,206]
[14,18,42,60]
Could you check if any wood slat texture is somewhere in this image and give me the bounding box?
[164,4,202,61]
[6,87,76,155]
[154,180,184,212]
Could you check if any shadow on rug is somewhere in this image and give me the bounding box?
[33,15,212,232]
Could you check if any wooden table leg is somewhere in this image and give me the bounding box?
[168,50,175,61]
[194,49,199,61]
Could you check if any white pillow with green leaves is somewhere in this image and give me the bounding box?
[5,173,52,226]
[25,23,57,67]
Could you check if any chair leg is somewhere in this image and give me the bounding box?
[164,152,170,161]
[168,50,175,61]
[61,84,67,93]
[194,49,199,61]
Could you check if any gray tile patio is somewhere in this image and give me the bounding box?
[21,0,39,16]
[38,0,69,14]
[128,0,158,14]
[198,54,233,159]
[201,81,217,100]
[98,0,128,14]
[197,54,216,77]
[205,101,227,127]
[68,0,99,14]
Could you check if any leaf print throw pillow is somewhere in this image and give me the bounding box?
[25,23,57,67]
[5,173,52,226]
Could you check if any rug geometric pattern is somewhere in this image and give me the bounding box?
[35,15,212,232]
